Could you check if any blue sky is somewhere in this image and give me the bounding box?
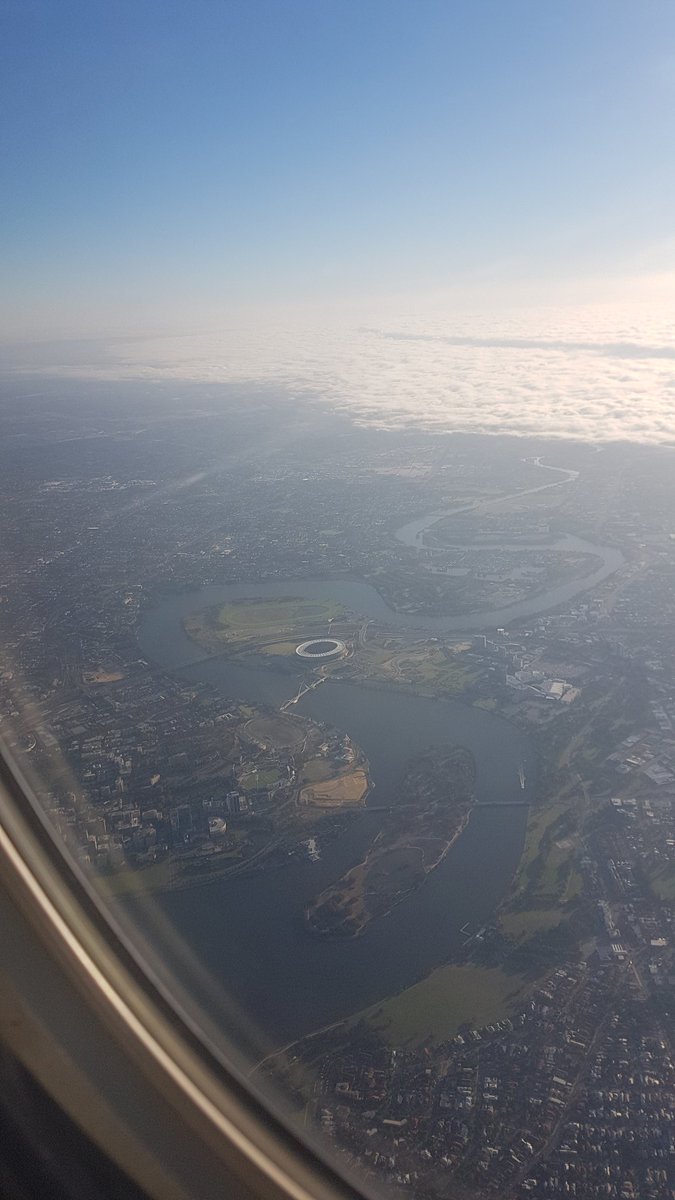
[2,0,675,338]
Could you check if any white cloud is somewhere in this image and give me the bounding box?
[8,300,675,446]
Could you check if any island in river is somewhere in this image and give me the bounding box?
[305,745,476,938]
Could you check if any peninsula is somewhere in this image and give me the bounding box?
[305,745,476,938]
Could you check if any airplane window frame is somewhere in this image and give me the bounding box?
[0,739,376,1200]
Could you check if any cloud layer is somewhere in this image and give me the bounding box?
[11,302,675,446]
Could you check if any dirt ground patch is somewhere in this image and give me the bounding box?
[300,769,368,807]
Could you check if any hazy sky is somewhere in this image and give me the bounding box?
[2,0,675,341]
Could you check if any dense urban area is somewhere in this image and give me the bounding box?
[2,377,675,1198]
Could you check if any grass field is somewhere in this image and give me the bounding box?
[239,767,282,790]
[518,800,573,875]
[650,862,675,900]
[357,640,479,697]
[401,652,478,693]
[500,795,580,939]
[245,713,305,748]
[359,964,529,1045]
[301,758,334,784]
[500,907,565,938]
[259,641,298,657]
[184,596,347,655]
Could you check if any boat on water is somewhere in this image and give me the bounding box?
[518,763,526,789]
[305,837,321,862]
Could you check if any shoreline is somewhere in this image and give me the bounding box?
[305,747,477,940]
[305,804,474,941]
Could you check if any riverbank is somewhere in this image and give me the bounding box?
[356,962,530,1046]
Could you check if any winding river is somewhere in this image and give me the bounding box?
[394,522,623,631]
[130,514,624,1051]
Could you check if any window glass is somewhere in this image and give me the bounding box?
[2,3,675,1197]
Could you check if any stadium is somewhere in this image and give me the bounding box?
[295,637,346,660]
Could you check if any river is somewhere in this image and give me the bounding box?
[394,524,623,630]
[133,581,534,1053]
[130,518,621,1050]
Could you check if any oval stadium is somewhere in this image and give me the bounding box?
[295,638,346,660]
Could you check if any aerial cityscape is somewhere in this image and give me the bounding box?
[1,373,675,1196]
[3,1,675,1195]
